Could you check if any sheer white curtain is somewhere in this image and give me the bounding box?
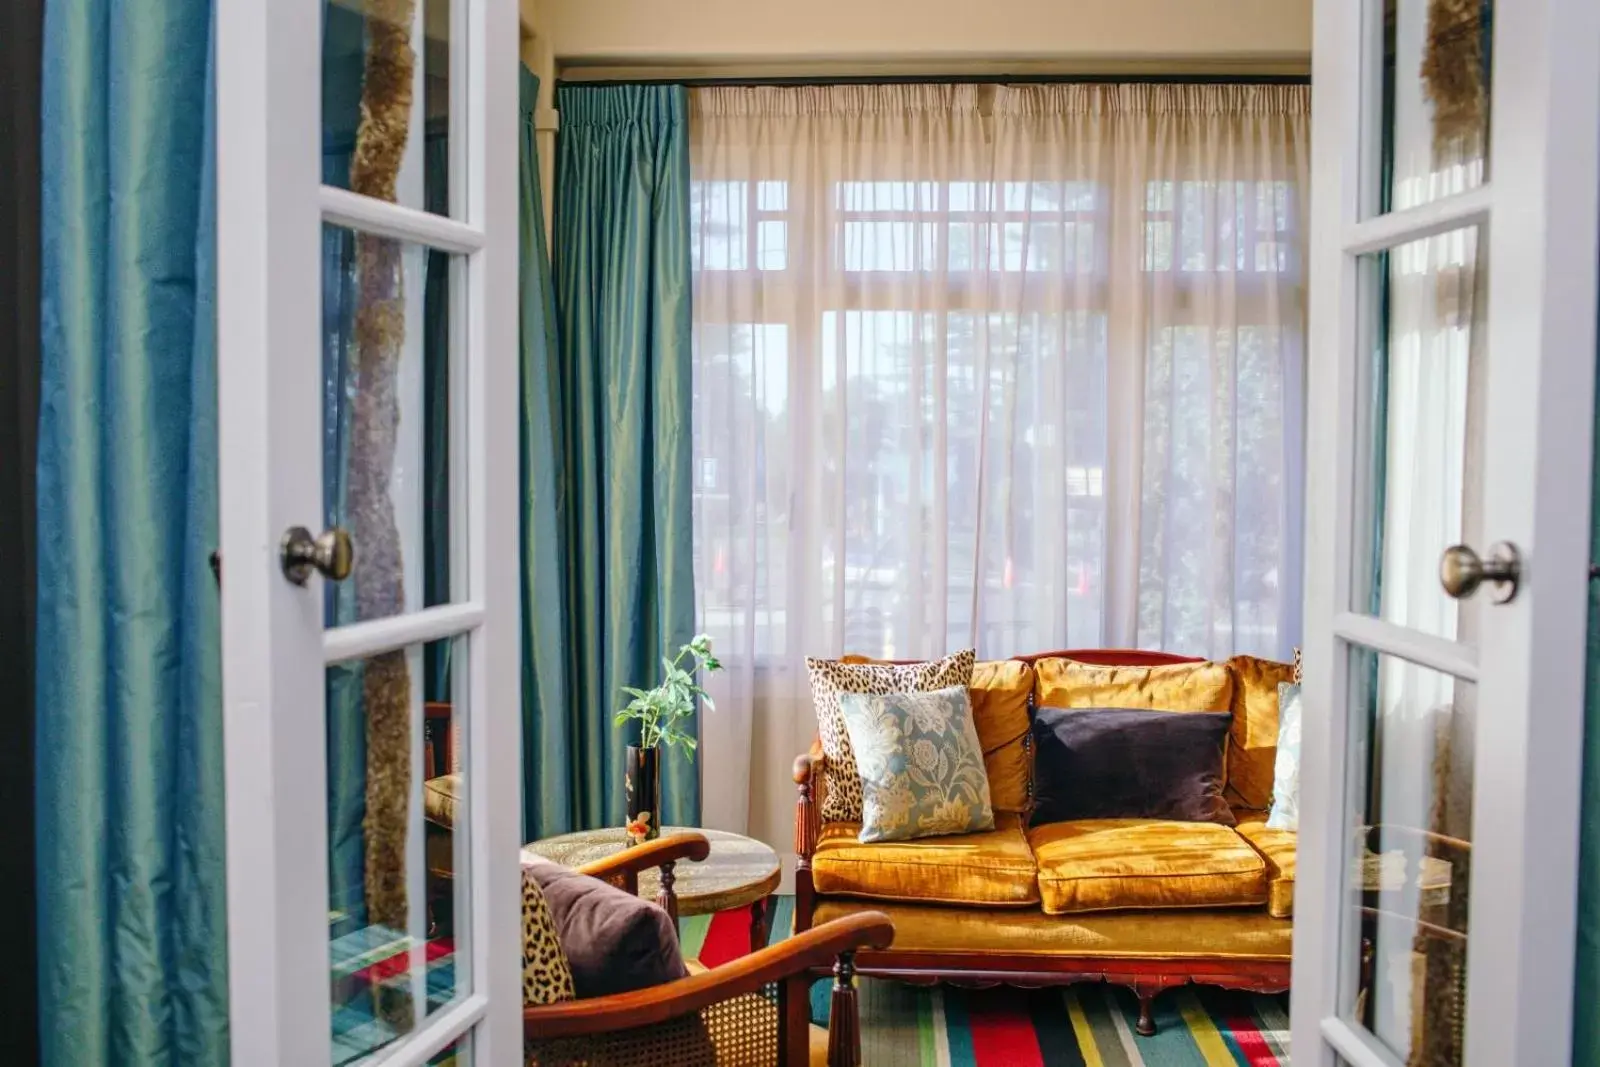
[687,83,1310,845]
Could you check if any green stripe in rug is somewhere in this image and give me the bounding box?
[858,980,932,1067]
[677,913,712,960]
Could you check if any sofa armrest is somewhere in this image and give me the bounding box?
[794,746,825,863]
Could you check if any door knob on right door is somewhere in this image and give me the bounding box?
[1439,542,1522,604]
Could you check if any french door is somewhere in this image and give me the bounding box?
[215,0,522,1064]
[1297,0,1598,1065]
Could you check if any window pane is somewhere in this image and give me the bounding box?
[691,181,748,271]
[322,225,457,626]
[1339,646,1473,1066]
[1369,0,1490,216]
[322,0,454,216]
[1349,227,1483,640]
[757,180,788,211]
[757,220,787,271]
[693,323,791,657]
[841,221,936,272]
[328,636,469,1063]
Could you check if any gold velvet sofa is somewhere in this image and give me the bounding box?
[791,648,1297,1035]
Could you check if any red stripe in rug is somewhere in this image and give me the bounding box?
[965,988,1045,1067]
[1223,1010,1279,1066]
[695,904,756,969]
[357,938,454,983]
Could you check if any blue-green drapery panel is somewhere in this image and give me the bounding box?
[526,82,697,837]
[519,69,572,839]
[36,1,228,1063]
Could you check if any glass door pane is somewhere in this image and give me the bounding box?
[1337,647,1473,1064]
[327,636,471,1063]
[1365,0,1492,217]
[323,0,458,218]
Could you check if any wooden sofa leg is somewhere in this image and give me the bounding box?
[1135,992,1157,1037]
[827,952,862,1067]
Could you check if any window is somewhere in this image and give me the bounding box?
[690,82,1308,665]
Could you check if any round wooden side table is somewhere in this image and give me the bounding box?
[522,826,783,952]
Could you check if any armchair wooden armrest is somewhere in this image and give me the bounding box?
[573,831,710,923]
[524,910,895,1066]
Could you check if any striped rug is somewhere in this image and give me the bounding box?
[680,898,1291,1067]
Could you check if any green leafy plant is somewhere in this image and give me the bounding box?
[614,633,722,758]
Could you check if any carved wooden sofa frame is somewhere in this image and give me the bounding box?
[788,648,1293,1037]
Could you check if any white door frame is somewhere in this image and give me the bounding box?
[1296,1,1600,1065]
[215,0,523,1063]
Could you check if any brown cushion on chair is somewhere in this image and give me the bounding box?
[522,855,689,999]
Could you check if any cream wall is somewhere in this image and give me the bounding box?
[522,0,1309,76]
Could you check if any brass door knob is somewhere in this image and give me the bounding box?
[280,526,354,585]
[1439,542,1521,604]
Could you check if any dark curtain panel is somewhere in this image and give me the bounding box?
[0,0,41,1060]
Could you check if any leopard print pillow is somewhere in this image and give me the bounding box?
[522,866,575,1006]
[807,649,976,824]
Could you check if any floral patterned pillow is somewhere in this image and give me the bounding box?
[806,649,976,823]
[837,686,995,843]
[1266,682,1302,831]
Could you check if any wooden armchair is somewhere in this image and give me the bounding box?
[524,831,895,1067]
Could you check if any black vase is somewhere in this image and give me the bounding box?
[625,744,661,844]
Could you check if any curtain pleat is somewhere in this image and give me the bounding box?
[524,82,699,837]
[36,1,228,1062]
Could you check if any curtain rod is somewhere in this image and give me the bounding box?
[556,72,1311,89]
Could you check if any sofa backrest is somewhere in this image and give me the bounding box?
[1011,648,1205,668]
[833,647,1292,816]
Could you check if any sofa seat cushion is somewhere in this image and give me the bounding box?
[1234,815,1296,918]
[424,773,461,827]
[812,811,1039,906]
[812,899,1293,961]
[1028,819,1267,915]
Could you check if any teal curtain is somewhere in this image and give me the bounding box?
[520,69,573,838]
[36,1,228,1063]
[522,82,697,837]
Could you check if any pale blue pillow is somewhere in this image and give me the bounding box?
[1266,682,1302,830]
[837,686,995,843]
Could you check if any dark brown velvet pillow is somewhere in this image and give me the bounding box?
[1029,706,1235,826]
[522,855,689,999]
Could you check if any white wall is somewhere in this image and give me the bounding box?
[525,0,1308,74]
